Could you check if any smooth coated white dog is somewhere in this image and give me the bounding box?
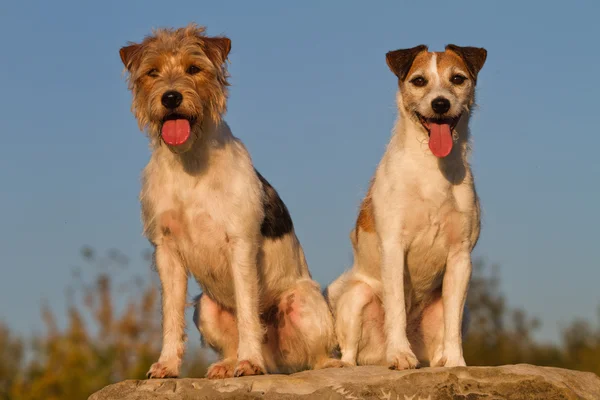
[326,44,487,369]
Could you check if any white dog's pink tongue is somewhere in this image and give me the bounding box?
[428,123,453,158]
[161,119,190,146]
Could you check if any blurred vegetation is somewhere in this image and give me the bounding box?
[0,252,598,399]
[464,259,600,372]
[0,247,208,400]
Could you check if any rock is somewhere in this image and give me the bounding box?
[89,364,600,400]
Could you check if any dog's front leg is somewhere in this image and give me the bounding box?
[380,237,419,370]
[230,238,266,376]
[147,245,188,378]
[435,248,472,367]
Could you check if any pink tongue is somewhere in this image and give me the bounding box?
[428,123,453,158]
[161,119,191,146]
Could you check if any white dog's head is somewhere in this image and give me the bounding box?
[386,44,487,157]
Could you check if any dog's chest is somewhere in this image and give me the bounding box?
[144,169,236,305]
[401,177,478,291]
[405,187,462,262]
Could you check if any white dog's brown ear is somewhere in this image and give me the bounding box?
[386,45,428,81]
[445,45,487,82]
[203,36,232,66]
[119,43,142,71]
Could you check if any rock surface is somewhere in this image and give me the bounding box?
[89,364,600,400]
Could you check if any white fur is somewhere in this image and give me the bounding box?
[122,25,343,379]
[142,121,266,376]
[327,50,483,369]
[143,119,340,378]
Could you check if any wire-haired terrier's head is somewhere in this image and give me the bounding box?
[120,24,231,153]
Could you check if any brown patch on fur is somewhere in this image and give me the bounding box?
[436,51,468,77]
[445,45,487,82]
[356,183,376,234]
[261,305,278,324]
[404,51,434,79]
[386,45,428,81]
[159,210,186,238]
[277,311,286,329]
[286,293,295,307]
[356,196,375,233]
[118,24,231,147]
[394,50,437,116]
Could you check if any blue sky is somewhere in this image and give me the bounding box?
[1,0,599,343]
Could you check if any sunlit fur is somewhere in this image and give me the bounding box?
[327,45,487,370]
[121,24,229,150]
[401,51,476,132]
[120,24,343,380]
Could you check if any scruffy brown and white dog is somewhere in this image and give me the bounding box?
[119,24,342,379]
[326,45,487,370]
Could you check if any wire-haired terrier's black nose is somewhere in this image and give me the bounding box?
[161,91,183,109]
[431,97,451,114]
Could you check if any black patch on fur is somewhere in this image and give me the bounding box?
[255,169,293,238]
[261,305,279,326]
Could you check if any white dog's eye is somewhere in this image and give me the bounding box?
[410,76,427,87]
[450,74,467,85]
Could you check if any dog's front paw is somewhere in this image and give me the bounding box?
[146,360,179,379]
[388,350,419,370]
[233,359,266,377]
[315,357,352,369]
[431,352,466,368]
[207,358,236,379]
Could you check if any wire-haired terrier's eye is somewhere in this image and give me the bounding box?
[147,69,159,78]
[186,65,202,75]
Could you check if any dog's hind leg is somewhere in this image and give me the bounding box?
[412,290,470,367]
[193,293,239,379]
[269,280,346,373]
[333,280,381,365]
[194,294,279,378]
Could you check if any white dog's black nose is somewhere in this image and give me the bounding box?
[161,91,183,109]
[431,97,451,114]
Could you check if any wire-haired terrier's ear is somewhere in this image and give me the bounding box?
[202,37,232,66]
[119,43,142,72]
